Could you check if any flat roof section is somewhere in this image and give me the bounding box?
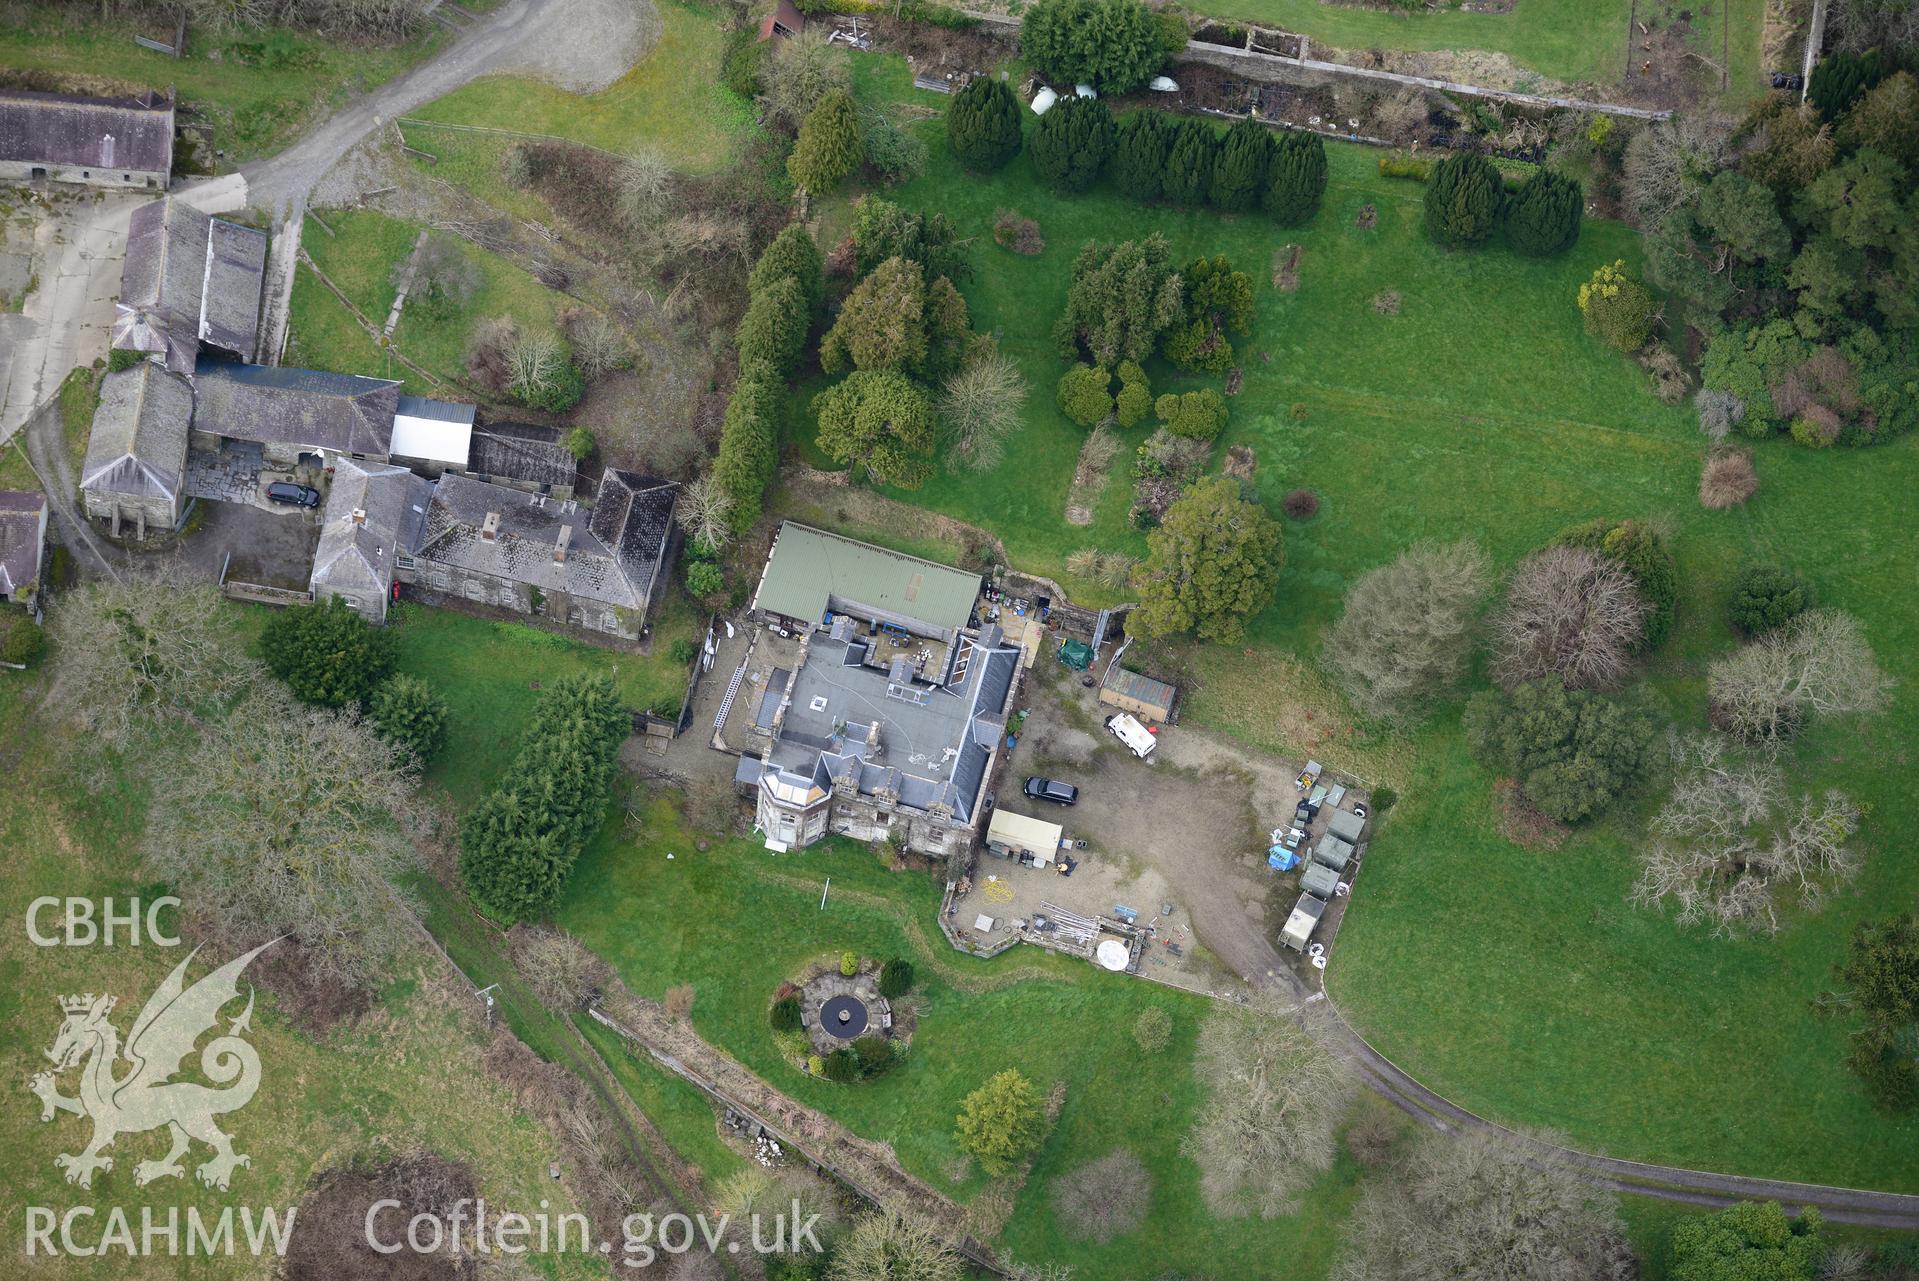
[754,522,981,635]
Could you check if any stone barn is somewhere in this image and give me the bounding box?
[0,88,173,189]
[80,363,192,539]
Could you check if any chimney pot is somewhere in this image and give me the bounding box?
[350,508,366,525]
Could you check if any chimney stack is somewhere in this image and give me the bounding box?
[350,508,366,526]
[480,511,500,542]
[553,524,573,565]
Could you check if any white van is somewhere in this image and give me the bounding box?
[1105,712,1157,759]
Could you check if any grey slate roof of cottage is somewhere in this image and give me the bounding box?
[465,422,575,489]
[588,469,676,606]
[310,459,433,601]
[82,364,192,502]
[763,627,1019,825]
[0,490,48,596]
[191,363,400,457]
[413,473,660,612]
[0,89,174,174]
[114,198,268,372]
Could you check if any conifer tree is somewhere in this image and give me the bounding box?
[787,88,862,193]
[1424,151,1504,248]
[1112,109,1172,201]
[947,77,1024,172]
[1505,169,1583,257]
[1210,118,1274,213]
[1162,117,1217,207]
[1263,131,1328,227]
[1031,95,1116,194]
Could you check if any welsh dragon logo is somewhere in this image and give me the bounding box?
[28,941,276,1191]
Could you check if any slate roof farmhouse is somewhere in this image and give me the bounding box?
[190,363,401,464]
[0,88,174,188]
[307,459,433,624]
[81,363,193,538]
[114,197,269,373]
[0,490,49,605]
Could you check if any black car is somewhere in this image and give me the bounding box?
[1023,776,1079,806]
[266,481,322,509]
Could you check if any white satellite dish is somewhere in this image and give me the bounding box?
[1095,940,1130,971]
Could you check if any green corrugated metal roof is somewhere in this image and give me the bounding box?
[1102,665,1176,712]
[754,523,981,632]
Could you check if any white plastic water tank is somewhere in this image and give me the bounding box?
[1149,75,1180,92]
[1074,83,1097,98]
[1030,86,1059,114]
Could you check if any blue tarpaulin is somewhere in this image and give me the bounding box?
[1268,846,1301,871]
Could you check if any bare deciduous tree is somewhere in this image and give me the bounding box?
[1622,115,1734,228]
[1634,734,1865,935]
[1333,1128,1634,1281]
[1183,995,1352,1219]
[144,683,420,989]
[938,349,1028,473]
[511,926,609,1012]
[826,1208,963,1281]
[1695,387,1745,441]
[1051,1149,1151,1243]
[568,311,630,379]
[46,573,251,749]
[674,475,736,552]
[760,28,852,132]
[616,148,674,228]
[507,331,563,400]
[1699,447,1758,509]
[1707,608,1892,743]
[1324,540,1492,725]
[1491,546,1649,692]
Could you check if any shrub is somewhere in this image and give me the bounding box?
[812,369,938,489]
[1504,168,1582,257]
[851,1034,895,1078]
[1464,678,1659,823]
[1030,95,1115,194]
[1133,1006,1172,1053]
[1699,448,1758,509]
[770,995,803,1032]
[840,949,859,977]
[0,615,45,667]
[822,1048,860,1082]
[861,105,927,185]
[720,21,765,98]
[366,673,449,765]
[107,347,146,373]
[807,1054,825,1076]
[564,426,595,461]
[1695,388,1747,441]
[1114,360,1152,427]
[685,560,725,598]
[1726,563,1812,637]
[878,958,914,997]
[1578,260,1656,353]
[263,597,397,707]
[1553,517,1677,649]
[1155,388,1227,440]
[1373,786,1398,811]
[1057,363,1114,427]
[947,76,1023,171]
[1263,131,1328,226]
[991,208,1045,255]
[1378,152,1431,182]
[1282,488,1319,520]
[1053,1149,1152,1243]
[1423,152,1503,248]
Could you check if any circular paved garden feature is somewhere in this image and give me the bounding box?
[819,994,869,1039]
[797,971,893,1054]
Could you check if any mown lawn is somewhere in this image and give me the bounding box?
[803,107,1919,1192]
[554,796,1367,1279]
[0,12,438,162]
[406,0,752,173]
[386,600,698,808]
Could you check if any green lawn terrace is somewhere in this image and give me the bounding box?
[800,113,1919,1192]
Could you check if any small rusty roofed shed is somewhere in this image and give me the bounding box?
[758,0,805,40]
[1098,664,1176,723]
[752,522,981,642]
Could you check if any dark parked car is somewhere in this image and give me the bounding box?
[1023,776,1079,806]
[265,481,321,509]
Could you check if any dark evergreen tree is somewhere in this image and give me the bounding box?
[1504,169,1584,257]
[1424,151,1504,248]
[262,597,396,708]
[1030,95,1116,194]
[749,222,824,315]
[1808,49,1887,121]
[1161,117,1217,207]
[947,76,1024,172]
[1020,0,1099,85]
[1112,109,1172,201]
[1020,0,1167,94]
[1262,131,1328,227]
[1209,119,1274,213]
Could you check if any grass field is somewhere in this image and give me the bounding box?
[799,102,1919,1192]
[290,206,590,398]
[406,0,752,173]
[385,600,698,807]
[0,11,438,162]
[554,795,1368,1279]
